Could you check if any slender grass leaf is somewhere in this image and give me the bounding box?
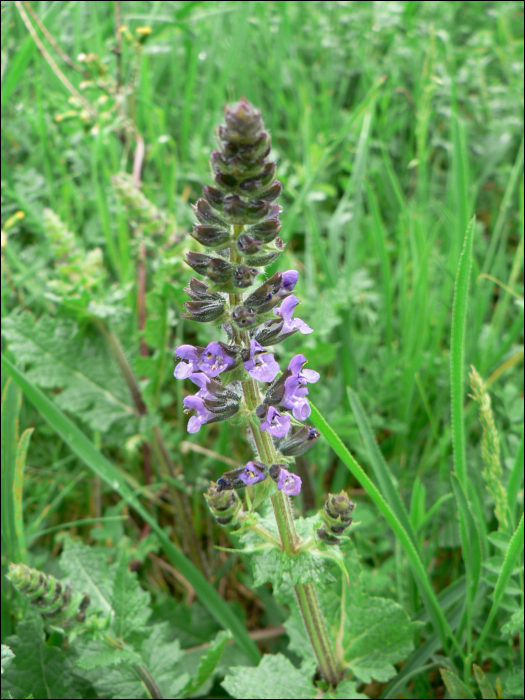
[450,473,482,604]
[1,379,21,562]
[507,428,524,530]
[13,428,33,563]
[450,217,476,489]
[1,354,260,665]
[474,513,524,656]
[347,388,418,549]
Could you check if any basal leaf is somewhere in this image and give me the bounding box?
[323,680,368,699]
[222,653,316,699]
[2,313,134,432]
[0,647,15,675]
[179,630,232,698]
[1,615,85,699]
[111,552,151,643]
[140,622,186,698]
[59,537,116,616]
[472,664,497,699]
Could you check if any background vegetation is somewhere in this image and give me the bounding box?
[1,1,523,698]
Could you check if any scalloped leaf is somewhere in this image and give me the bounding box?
[2,313,134,432]
[1,615,87,699]
[222,653,316,699]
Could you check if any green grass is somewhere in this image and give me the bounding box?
[1,1,523,698]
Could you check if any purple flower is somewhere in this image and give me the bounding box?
[183,395,213,433]
[288,354,320,384]
[198,341,235,377]
[260,406,290,437]
[282,376,311,420]
[277,468,302,496]
[174,342,236,379]
[174,345,200,379]
[189,373,215,400]
[238,461,267,486]
[274,295,313,335]
[243,340,280,382]
[279,270,299,296]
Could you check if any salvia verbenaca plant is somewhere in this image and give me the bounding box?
[173,98,354,685]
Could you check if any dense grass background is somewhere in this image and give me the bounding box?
[1,1,523,698]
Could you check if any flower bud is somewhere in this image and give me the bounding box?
[186,251,214,275]
[243,272,283,313]
[245,218,282,243]
[183,298,225,323]
[233,264,259,288]
[205,485,242,526]
[231,305,259,329]
[244,238,285,267]
[251,318,298,346]
[206,257,233,284]
[320,491,355,539]
[237,233,263,256]
[191,224,231,249]
[277,426,321,456]
[192,198,229,227]
[184,277,223,302]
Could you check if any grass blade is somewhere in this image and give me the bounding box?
[473,513,524,657]
[450,217,476,489]
[13,427,33,563]
[1,378,22,562]
[309,401,463,658]
[507,428,524,531]
[1,354,260,665]
[347,387,418,550]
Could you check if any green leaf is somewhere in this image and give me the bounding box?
[179,630,232,698]
[13,428,33,562]
[501,608,524,638]
[0,647,14,675]
[323,680,368,699]
[472,664,497,699]
[59,537,115,616]
[1,354,260,665]
[450,217,475,489]
[76,649,142,670]
[504,669,524,698]
[450,473,482,605]
[347,388,418,549]
[2,314,134,432]
[241,517,330,588]
[111,552,150,642]
[140,623,187,698]
[285,551,417,685]
[1,378,22,562]
[222,654,316,699]
[474,514,525,656]
[440,668,475,699]
[1,615,84,699]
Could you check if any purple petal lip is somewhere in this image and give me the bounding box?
[260,406,290,438]
[189,373,215,399]
[275,294,298,323]
[280,270,299,294]
[239,461,266,486]
[277,468,302,495]
[288,354,307,375]
[273,296,314,335]
[243,339,280,382]
[175,344,200,362]
[174,362,195,379]
[301,368,320,383]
